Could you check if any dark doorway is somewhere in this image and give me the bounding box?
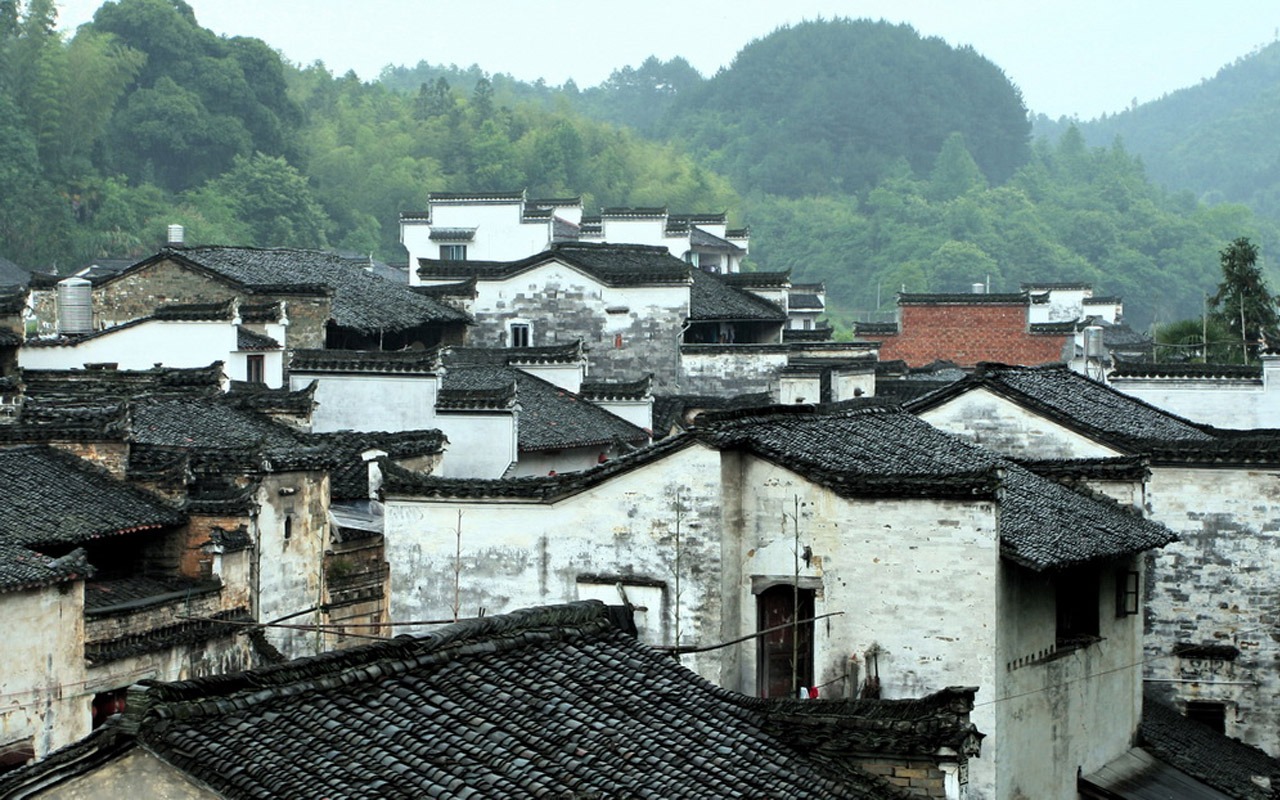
[757,584,815,698]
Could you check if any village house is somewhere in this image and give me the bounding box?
[0,602,985,800]
[26,244,470,355]
[399,190,750,277]
[1106,353,1280,429]
[416,240,871,395]
[857,284,1149,371]
[381,400,1177,800]
[288,342,652,478]
[19,300,287,388]
[906,363,1280,759]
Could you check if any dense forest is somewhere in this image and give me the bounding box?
[1,1,1274,332]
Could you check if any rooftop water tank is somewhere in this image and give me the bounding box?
[56,277,92,335]
[167,224,184,246]
[1083,325,1105,359]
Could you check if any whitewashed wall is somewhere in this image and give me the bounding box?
[20,320,261,385]
[1144,466,1280,757]
[0,584,87,761]
[918,388,1123,459]
[1109,361,1280,429]
[293,373,441,433]
[254,471,330,659]
[384,442,725,679]
[435,411,517,478]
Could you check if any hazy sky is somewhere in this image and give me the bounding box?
[55,0,1280,120]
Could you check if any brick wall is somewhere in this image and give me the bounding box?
[855,758,948,798]
[867,304,1070,367]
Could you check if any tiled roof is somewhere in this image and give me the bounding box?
[1,602,933,799]
[907,363,1216,450]
[0,256,31,287]
[1083,295,1122,304]
[719,271,791,289]
[235,326,279,351]
[513,371,650,452]
[427,227,476,241]
[156,246,469,333]
[435,364,517,411]
[384,435,699,501]
[1110,362,1262,380]
[0,327,22,347]
[1014,456,1150,483]
[17,363,224,403]
[238,301,282,323]
[0,543,91,594]
[0,399,131,443]
[1029,321,1078,334]
[651,392,774,436]
[1139,690,1280,800]
[580,374,653,402]
[290,348,443,374]
[688,225,745,253]
[898,292,1028,305]
[224,380,316,418]
[410,277,476,301]
[451,341,585,367]
[305,429,447,501]
[689,269,786,322]
[855,321,899,336]
[418,242,692,286]
[0,445,184,549]
[789,293,824,310]
[697,404,1175,570]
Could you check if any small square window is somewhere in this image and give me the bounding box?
[1185,701,1226,734]
[510,323,530,348]
[246,354,265,384]
[1116,569,1139,617]
[440,244,467,261]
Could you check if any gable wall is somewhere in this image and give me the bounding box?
[872,304,1069,367]
[19,321,239,377]
[917,388,1123,460]
[1109,376,1280,429]
[0,584,87,762]
[1144,465,1280,757]
[293,373,441,435]
[255,470,330,659]
[383,443,726,680]
[718,452,1000,796]
[468,264,689,388]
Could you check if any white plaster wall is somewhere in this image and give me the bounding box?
[1027,288,1089,324]
[995,560,1145,800]
[515,361,584,393]
[384,443,725,679]
[592,399,653,432]
[1144,466,1280,756]
[436,412,517,478]
[832,371,875,401]
[405,201,558,281]
[0,584,88,760]
[254,472,330,659]
[227,349,284,388]
[292,373,440,433]
[513,447,613,478]
[1109,377,1278,429]
[919,388,1123,460]
[600,218,668,251]
[719,454,1002,797]
[20,321,238,376]
[778,375,820,404]
[680,348,788,395]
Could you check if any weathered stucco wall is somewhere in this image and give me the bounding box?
[293,373,441,434]
[1110,375,1280,429]
[1144,465,1280,757]
[680,346,788,396]
[720,453,999,797]
[435,411,517,478]
[255,471,330,659]
[20,321,239,375]
[996,559,1145,800]
[918,389,1122,460]
[462,264,689,389]
[385,442,725,679]
[0,584,87,762]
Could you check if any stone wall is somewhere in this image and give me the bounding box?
[1144,465,1280,757]
[679,345,788,395]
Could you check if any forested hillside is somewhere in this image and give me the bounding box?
[0,2,1271,331]
[1036,41,1280,226]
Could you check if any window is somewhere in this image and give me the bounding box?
[439,244,467,261]
[1115,569,1140,617]
[1185,701,1227,734]
[803,318,813,330]
[1055,568,1100,646]
[246,354,265,384]
[510,323,531,348]
[757,584,815,698]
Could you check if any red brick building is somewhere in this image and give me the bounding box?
[856,293,1074,368]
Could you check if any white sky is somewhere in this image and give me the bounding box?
[55,0,1280,120]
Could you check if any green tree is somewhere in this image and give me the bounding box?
[1208,237,1279,357]
[189,152,329,248]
